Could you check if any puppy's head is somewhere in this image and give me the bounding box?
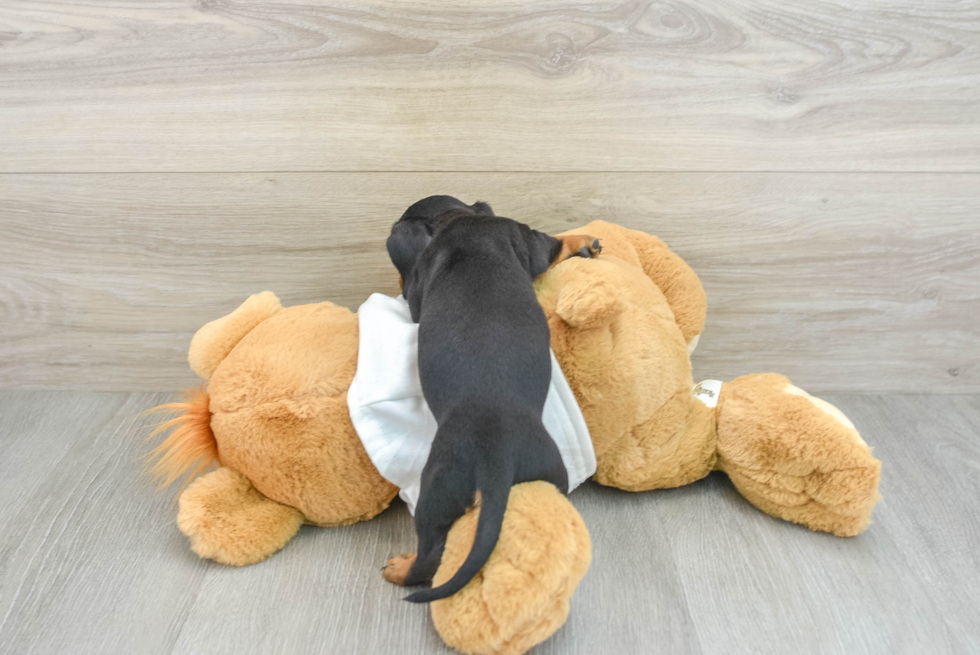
[389,196,495,290]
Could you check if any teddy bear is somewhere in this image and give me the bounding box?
[148,220,881,655]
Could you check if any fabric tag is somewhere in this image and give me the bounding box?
[693,379,724,408]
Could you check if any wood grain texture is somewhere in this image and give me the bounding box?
[1,391,978,654]
[1,0,979,172]
[1,172,977,392]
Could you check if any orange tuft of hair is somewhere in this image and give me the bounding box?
[143,385,219,490]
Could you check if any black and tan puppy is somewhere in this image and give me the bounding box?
[382,197,599,603]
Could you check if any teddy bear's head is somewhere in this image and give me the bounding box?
[535,221,701,463]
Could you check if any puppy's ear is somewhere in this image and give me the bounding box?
[386,219,432,285]
[471,201,494,216]
[387,220,431,323]
[523,227,563,279]
[404,272,424,323]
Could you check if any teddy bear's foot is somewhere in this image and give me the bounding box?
[430,481,591,655]
[177,466,304,565]
[382,552,417,586]
[715,374,881,537]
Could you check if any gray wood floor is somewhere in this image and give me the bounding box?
[1,391,977,654]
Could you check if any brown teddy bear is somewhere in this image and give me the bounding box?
[148,221,881,655]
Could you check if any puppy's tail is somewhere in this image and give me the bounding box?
[404,463,511,603]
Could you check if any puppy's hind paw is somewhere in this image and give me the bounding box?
[382,552,417,586]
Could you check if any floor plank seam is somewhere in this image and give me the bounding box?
[2,170,980,175]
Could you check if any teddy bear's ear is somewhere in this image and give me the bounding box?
[188,291,282,380]
[554,261,626,329]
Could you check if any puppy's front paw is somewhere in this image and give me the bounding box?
[554,234,602,268]
[579,237,602,258]
[382,552,417,586]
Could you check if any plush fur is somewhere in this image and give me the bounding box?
[716,373,881,536]
[146,220,881,655]
[145,386,217,490]
[430,481,591,655]
[178,466,303,566]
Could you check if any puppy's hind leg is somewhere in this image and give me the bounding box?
[402,532,449,587]
[384,430,474,587]
[383,519,453,587]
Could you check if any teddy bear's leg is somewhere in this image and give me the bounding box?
[177,466,304,566]
[714,373,881,537]
[429,481,591,655]
[593,388,718,492]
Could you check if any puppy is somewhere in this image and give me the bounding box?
[383,197,598,603]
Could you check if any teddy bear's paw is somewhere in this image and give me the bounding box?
[430,481,591,655]
[382,552,417,586]
[177,466,304,566]
[715,373,881,537]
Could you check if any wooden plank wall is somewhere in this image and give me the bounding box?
[1,0,978,392]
